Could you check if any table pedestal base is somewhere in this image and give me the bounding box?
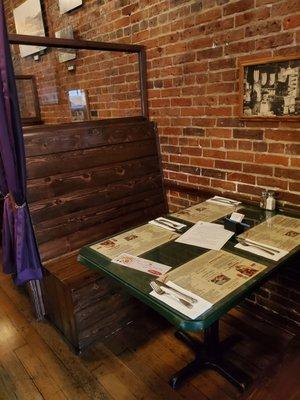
[169,321,252,392]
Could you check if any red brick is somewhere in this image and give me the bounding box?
[192,117,216,127]
[190,157,215,167]
[207,82,235,94]
[209,58,236,70]
[271,0,300,17]
[255,154,289,166]
[235,7,270,26]
[202,168,226,179]
[183,127,205,136]
[289,181,300,192]
[225,40,256,55]
[268,143,285,154]
[206,128,232,138]
[243,163,273,176]
[238,184,264,196]
[245,20,281,37]
[238,141,252,150]
[205,17,234,34]
[257,177,288,190]
[205,106,232,116]
[223,0,254,16]
[265,130,300,142]
[256,33,294,50]
[188,175,210,186]
[274,168,300,180]
[227,172,256,184]
[211,179,236,191]
[233,129,263,140]
[203,149,226,159]
[253,142,268,152]
[285,144,300,155]
[215,160,243,171]
[195,8,222,24]
[197,47,223,60]
[227,151,254,162]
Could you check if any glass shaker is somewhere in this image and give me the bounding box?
[266,191,276,211]
[260,191,268,209]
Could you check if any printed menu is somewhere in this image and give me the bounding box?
[171,201,240,223]
[161,250,267,304]
[90,224,179,259]
[238,214,300,252]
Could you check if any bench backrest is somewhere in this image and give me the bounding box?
[24,117,167,262]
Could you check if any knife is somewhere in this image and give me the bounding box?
[210,198,239,205]
[155,281,198,303]
[238,238,280,253]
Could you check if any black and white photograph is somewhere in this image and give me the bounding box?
[240,57,300,119]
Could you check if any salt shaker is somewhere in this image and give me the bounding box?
[260,191,268,209]
[266,191,276,211]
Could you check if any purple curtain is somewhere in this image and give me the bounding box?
[0,2,42,284]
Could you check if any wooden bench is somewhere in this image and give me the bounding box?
[24,117,167,351]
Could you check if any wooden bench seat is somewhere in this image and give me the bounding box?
[43,253,145,352]
[24,117,167,351]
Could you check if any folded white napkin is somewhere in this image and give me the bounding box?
[235,240,288,261]
[149,217,186,232]
[207,196,241,206]
[150,281,212,319]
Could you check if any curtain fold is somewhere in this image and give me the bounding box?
[0,2,43,285]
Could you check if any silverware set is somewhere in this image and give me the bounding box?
[209,198,239,206]
[237,238,280,256]
[150,281,197,309]
[154,218,185,233]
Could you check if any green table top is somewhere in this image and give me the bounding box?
[78,205,300,331]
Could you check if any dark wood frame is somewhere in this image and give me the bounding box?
[9,34,149,119]
[15,74,42,125]
[238,54,300,121]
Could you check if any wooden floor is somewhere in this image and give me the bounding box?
[0,269,299,400]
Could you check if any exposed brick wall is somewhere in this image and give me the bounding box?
[4,0,300,326]
[5,0,299,208]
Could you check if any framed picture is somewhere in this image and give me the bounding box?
[68,89,90,122]
[55,26,76,63]
[239,55,300,120]
[15,75,42,125]
[59,0,82,14]
[13,0,46,58]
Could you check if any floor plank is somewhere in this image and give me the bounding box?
[0,269,298,400]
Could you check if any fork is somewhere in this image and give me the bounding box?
[238,238,276,256]
[150,281,193,309]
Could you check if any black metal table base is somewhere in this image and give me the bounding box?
[169,321,252,391]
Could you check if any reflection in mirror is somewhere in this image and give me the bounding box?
[15,75,42,125]
[11,44,141,126]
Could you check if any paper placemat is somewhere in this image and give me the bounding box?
[90,224,179,259]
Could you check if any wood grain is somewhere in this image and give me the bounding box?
[24,118,167,350]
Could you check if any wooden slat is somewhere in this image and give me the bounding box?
[27,156,159,202]
[24,118,166,350]
[29,174,162,224]
[26,139,157,179]
[38,202,166,262]
[34,190,163,243]
[24,121,154,156]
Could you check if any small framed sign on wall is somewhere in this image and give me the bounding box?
[68,89,90,122]
[239,55,300,120]
[59,0,83,14]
